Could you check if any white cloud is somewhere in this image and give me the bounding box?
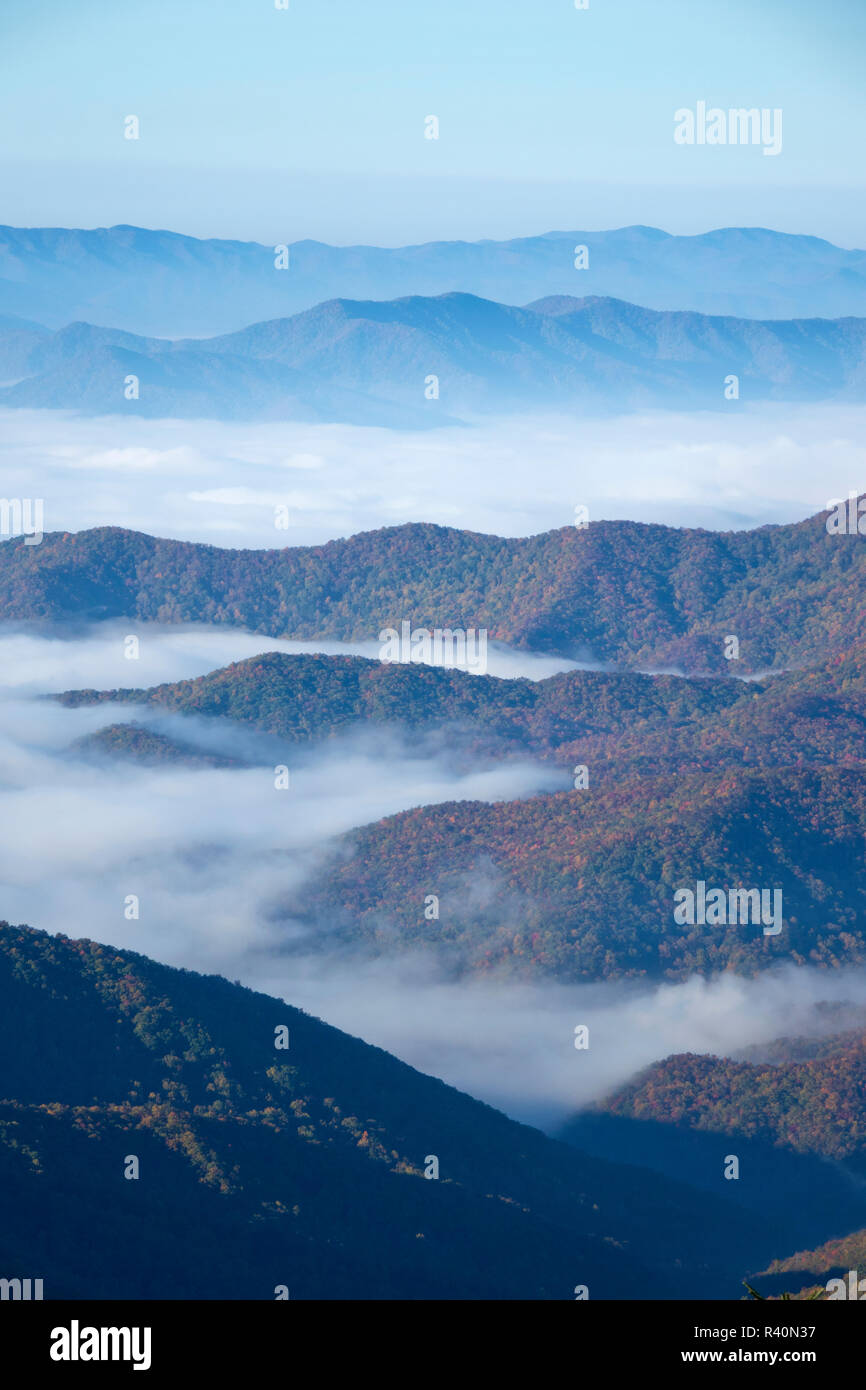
[65,446,198,472]
[0,682,566,1023]
[0,623,583,693]
[255,959,866,1129]
[1,402,864,547]
[187,487,299,507]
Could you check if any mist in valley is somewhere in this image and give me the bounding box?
[1,622,863,1134]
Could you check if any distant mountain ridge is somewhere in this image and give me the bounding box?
[1,223,865,336]
[1,290,864,422]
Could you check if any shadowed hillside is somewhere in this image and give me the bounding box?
[0,923,778,1299]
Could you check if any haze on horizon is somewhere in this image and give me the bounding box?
[1,0,864,245]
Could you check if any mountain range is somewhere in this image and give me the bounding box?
[45,555,866,984]
[7,499,866,1296]
[5,504,866,674]
[56,639,866,778]
[1,224,865,337]
[57,650,743,768]
[1,291,864,422]
[5,210,866,1308]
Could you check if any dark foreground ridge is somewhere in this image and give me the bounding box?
[0,921,782,1300]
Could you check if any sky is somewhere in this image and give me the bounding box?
[0,0,864,245]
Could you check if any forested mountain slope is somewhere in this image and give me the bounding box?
[0,923,774,1299]
[4,503,866,673]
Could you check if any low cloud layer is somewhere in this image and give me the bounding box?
[2,626,864,1132]
[0,622,582,694]
[253,958,866,1130]
[0,626,570,1070]
[0,691,566,966]
[1,402,864,547]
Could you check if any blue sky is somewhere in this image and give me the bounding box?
[1,0,864,245]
